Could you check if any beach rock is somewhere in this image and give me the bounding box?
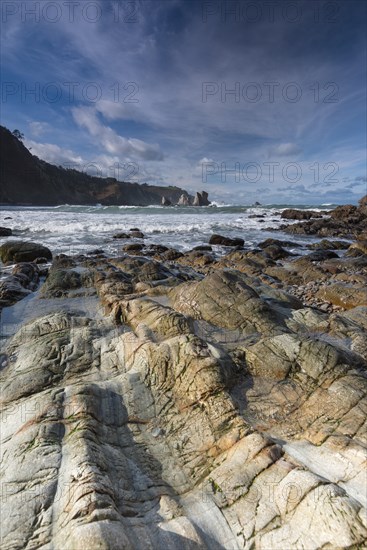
[349,240,367,255]
[129,231,145,239]
[308,239,350,250]
[316,283,367,309]
[0,240,52,264]
[259,238,301,249]
[209,234,245,247]
[123,243,144,252]
[262,244,291,260]
[113,232,130,239]
[281,209,323,220]
[1,248,367,549]
[0,262,39,307]
[0,227,12,236]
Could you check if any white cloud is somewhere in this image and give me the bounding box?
[25,140,84,166]
[268,143,302,157]
[28,121,51,137]
[72,106,164,161]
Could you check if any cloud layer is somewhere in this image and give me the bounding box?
[1,0,366,203]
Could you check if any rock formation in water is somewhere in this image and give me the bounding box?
[193,191,210,206]
[1,226,366,549]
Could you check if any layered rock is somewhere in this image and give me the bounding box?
[0,247,366,549]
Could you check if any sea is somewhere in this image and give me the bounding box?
[0,203,337,259]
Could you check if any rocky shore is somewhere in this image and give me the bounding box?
[0,197,366,549]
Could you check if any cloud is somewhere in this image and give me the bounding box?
[268,143,302,157]
[28,121,51,137]
[25,140,84,166]
[72,106,164,161]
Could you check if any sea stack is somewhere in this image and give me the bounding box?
[161,196,172,206]
[193,191,211,206]
[177,193,190,206]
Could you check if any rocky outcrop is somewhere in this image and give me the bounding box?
[161,196,172,206]
[0,240,367,549]
[0,227,12,236]
[193,191,210,206]
[0,241,52,264]
[209,234,244,246]
[177,193,190,206]
[281,195,367,238]
[281,209,323,220]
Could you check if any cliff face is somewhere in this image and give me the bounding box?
[0,126,190,206]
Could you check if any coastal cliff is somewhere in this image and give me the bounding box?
[0,126,192,206]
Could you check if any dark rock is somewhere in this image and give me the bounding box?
[248,214,265,219]
[161,196,172,206]
[209,234,245,247]
[0,227,12,236]
[113,233,131,239]
[259,238,300,248]
[308,239,350,250]
[262,244,292,260]
[161,249,184,261]
[4,217,12,220]
[193,191,210,206]
[130,228,141,232]
[0,241,52,264]
[130,231,145,239]
[281,209,323,220]
[0,262,39,306]
[306,250,339,262]
[34,257,49,264]
[123,243,144,252]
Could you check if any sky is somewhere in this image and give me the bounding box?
[1,0,366,204]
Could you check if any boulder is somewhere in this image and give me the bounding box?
[113,233,130,239]
[129,231,145,239]
[209,234,244,247]
[0,227,12,236]
[0,240,52,264]
[281,209,323,220]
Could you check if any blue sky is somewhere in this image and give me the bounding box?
[1,0,366,204]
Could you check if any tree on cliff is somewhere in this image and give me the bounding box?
[12,129,25,141]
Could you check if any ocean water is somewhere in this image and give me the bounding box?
[0,203,334,259]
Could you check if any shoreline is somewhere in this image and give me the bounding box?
[0,197,366,548]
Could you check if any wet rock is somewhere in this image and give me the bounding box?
[209,234,245,247]
[0,262,39,307]
[129,231,145,239]
[0,240,52,264]
[259,238,300,248]
[123,243,144,252]
[113,232,130,239]
[262,244,292,260]
[193,191,210,206]
[0,227,12,236]
[308,239,350,250]
[281,209,323,220]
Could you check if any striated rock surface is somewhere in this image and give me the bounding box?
[0,247,366,550]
